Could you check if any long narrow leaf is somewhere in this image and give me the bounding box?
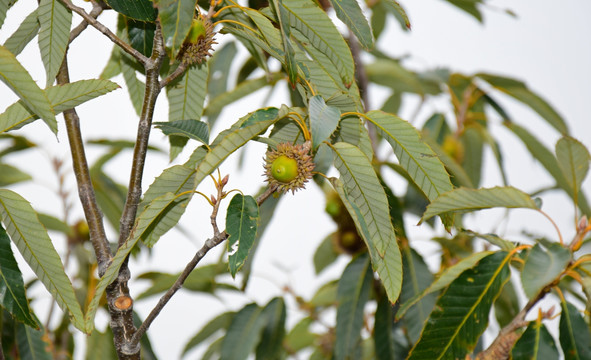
[559,300,591,359]
[556,136,590,208]
[421,186,539,223]
[328,0,374,49]
[0,46,56,131]
[0,190,85,332]
[512,321,559,360]
[226,194,259,277]
[16,321,52,360]
[220,303,267,360]
[38,0,72,86]
[154,0,195,59]
[408,251,512,359]
[3,9,40,56]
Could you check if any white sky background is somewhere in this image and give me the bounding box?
[1,0,591,358]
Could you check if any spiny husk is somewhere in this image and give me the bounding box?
[178,14,217,65]
[264,141,315,194]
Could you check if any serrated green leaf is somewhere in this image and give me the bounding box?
[0,189,85,332]
[220,303,267,360]
[90,166,126,232]
[106,0,157,21]
[38,0,71,87]
[335,253,373,360]
[99,44,121,80]
[120,54,144,116]
[0,224,36,327]
[0,79,120,133]
[227,194,259,277]
[0,163,31,186]
[556,136,590,207]
[400,246,436,344]
[155,0,195,59]
[521,243,571,299]
[512,320,558,359]
[397,251,493,319]
[328,0,374,49]
[256,297,287,359]
[154,119,209,144]
[421,186,538,223]
[479,73,568,134]
[182,311,235,356]
[167,62,208,122]
[505,122,591,216]
[283,0,355,87]
[270,0,299,86]
[366,111,453,203]
[331,177,402,303]
[559,301,591,359]
[206,42,237,126]
[126,18,155,57]
[16,321,52,360]
[0,45,56,131]
[408,251,511,359]
[309,95,340,150]
[0,0,10,29]
[382,0,411,30]
[3,8,39,56]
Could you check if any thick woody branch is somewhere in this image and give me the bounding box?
[60,0,149,66]
[129,186,277,348]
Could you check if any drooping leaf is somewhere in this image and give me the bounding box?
[556,136,590,207]
[494,278,520,328]
[374,296,395,360]
[408,251,512,359]
[154,119,209,144]
[15,321,52,360]
[269,0,299,86]
[38,0,72,87]
[479,73,568,134]
[421,186,539,223]
[505,122,591,216]
[182,311,235,356]
[105,0,157,21]
[0,224,36,327]
[3,8,40,56]
[126,17,156,56]
[521,243,571,299]
[512,321,559,359]
[0,45,56,132]
[461,125,484,187]
[0,163,31,186]
[365,111,453,202]
[0,78,119,133]
[331,177,402,303]
[335,254,373,360]
[120,52,144,116]
[226,194,259,277]
[559,301,591,359]
[400,246,436,344]
[0,190,85,332]
[397,251,493,319]
[313,233,340,274]
[327,0,374,49]
[155,0,195,59]
[0,0,10,29]
[99,44,122,80]
[381,0,411,30]
[309,95,340,150]
[282,0,356,87]
[463,230,515,252]
[365,60,425,95]
[220,303,267,360]
[445,0,482,22]
[256,297,287,359]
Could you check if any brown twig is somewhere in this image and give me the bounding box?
[128,186,277,348]
[159,61,189,88]
[59,0,149,66]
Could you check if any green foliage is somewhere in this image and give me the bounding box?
[0,1,590,359]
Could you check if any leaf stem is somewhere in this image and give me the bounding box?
[537,209,564,245]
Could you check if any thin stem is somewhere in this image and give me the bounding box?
[129,186,277,347]
[538,209,564,245]
[159,62,189,88]
[60,0,149,66]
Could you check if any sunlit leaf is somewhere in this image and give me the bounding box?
[559,301,591,359]
[421,186,538,223]
[0,190,85,332]
[512,321,559,359]
[38,0,72,87]
[227,194,259,277]
[0,79,119,133]
[328,0,374,49]
[521,243,571,299]
[155,0,195,59]
[106,0,157,21]
[3,9,40,56]
[309,95,340,150]
[0,46,56,132]
[397,251,493,319]
[335,254,372,360]
[0,224,36,327]
[408,251,511,359]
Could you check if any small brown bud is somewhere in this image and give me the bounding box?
[210,195,217,205]
[221,174,229,187]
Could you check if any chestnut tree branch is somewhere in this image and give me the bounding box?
[59,0,149,66]
[129,186,277,348]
